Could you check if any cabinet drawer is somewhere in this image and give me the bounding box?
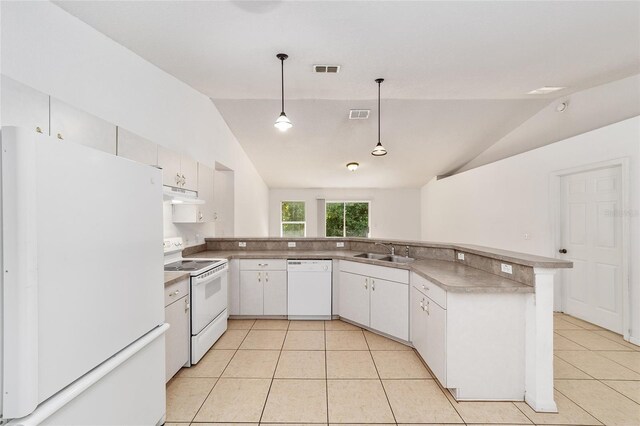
[340,260,409,284]
[165,278,189,307]
[411,273,446,309]
[240,259,287,271]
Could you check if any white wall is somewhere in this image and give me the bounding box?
[0,1,269,244]
[421,117,640,341]
[270,188,421,240]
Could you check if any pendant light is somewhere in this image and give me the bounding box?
[274,53,293,131]
[346,162,359,171]
[371,78,387,156]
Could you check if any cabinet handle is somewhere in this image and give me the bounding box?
[170,289,180,297]
[57,133,64,140]
[422,284,429,291]
[181,174,186,186]
[420,299,424,310]
[199,211,203,221]
[426,300,430,316]
[257,272,261,283]
[265,272,269,283]
[371,279,375,291]
[35,126,43,134]
[175,173,181,184]
[364,277,368,290]
[258,263,269,267]
[185,298,190,313]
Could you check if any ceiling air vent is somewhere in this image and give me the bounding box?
[314,64,341,73]
[349,109,370,119]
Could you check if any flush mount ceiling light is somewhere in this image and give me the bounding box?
[527,86,566,95]
[556,101,569,112]
[346,162,359,171]
[371,78,387,156]
[274,53,292,131]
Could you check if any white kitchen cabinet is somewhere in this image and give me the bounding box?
[370,277,409,341]
[409,272,527,400]
[263,270,287,315]
[116,127,158,166]
[338,271,370,326]
[50,97,117,155]
[228,259,240,315]
[412,284,447,385]
[240,271,264,315]
[157,146,182,187]
[239,260,287,316]
[338,261,409,341]
[164,278,190,382]
[180,156,198,192]
[157,145,198,190]
[1,76,49,134]
[172,162,215,223]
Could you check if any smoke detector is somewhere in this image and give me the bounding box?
[349,109,370,119]
[313,65,341,73]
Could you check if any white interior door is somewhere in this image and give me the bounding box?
[560,166,623,332]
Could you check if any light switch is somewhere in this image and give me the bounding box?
[501,263,513,274]
[288,242,296,248]
[457,252,465,261]
[336,242,345,248]
[238,242,247,247]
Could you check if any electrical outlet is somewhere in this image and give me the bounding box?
[336,242,345,248]
[238,242,246,247]
[288,242,296,248]
[457,252,465,261]
[501,263,513,274]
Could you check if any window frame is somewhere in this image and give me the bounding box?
[280,200,307,237]
[324,200,371,238]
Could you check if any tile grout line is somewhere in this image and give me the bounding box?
[553,384,606,426]
[324,320,329,425]
[596,377,640,406]
[365,329,399,425]
[257,320,289,424]
[189,322,253,423]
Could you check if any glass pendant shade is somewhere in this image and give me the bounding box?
[371,141,387,156]
[274,112,292,131]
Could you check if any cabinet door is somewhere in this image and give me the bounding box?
[370,278,409,341]
[165,296,190,382]
[263,270,287,315]
[410,286,428,359]
[157,146,182,188]
[1,76,49,134]
[197,163,215,222]
[117,128,158,166]
[50,98,117,154]
[425,297,447,386]
[240,271,263,315]
[228,260,240,315]
[180,155,198,191]
[338,271,370,326]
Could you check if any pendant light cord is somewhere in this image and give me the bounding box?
[378,80,381,143]
[281,57,285,113]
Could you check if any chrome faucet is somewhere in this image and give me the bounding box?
[375,242,395,256]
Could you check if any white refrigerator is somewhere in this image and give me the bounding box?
[0,127,168,425]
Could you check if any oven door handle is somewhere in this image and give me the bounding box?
[192,268,227,287]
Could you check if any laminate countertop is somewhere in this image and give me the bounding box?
[188,250,534,294]
[164,271,190,287]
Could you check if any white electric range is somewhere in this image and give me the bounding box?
[164,237,228,365]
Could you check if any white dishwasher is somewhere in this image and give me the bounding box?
[287,259,332,319]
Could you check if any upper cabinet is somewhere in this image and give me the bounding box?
[116,128,158,166]
[1,76,50,134]
[157,146,197,191]
[172,162,215,223]
[50,98,117,155]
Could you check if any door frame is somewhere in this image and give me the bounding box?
[549,157,631,340]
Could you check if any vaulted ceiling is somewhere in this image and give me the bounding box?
[56,1,640,188]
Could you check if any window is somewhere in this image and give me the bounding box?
[326,201,370,238]
[281,201,306,237]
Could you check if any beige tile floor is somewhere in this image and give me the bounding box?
[166,313,640,426]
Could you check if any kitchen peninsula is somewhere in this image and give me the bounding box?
[186,237,571,413]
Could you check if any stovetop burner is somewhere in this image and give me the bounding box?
[164,260,217,272]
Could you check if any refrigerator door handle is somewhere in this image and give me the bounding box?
[2,130,40,419]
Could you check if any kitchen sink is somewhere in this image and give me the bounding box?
[353,253,415,263]
[354,252,389,260]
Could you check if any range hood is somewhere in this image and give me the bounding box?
[163,185,205,205]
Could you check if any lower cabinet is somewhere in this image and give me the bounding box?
[411,285,446,384]
[239,260,287,316]
[164,278,190,382]
[410,272,528,400]
[338,261,409,341]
